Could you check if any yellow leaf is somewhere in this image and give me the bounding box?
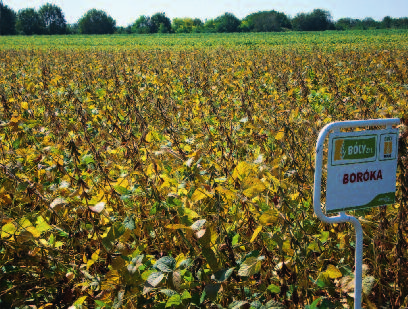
[26,226,41,238]
[21,101,28,110]
[73,296,87,306]
[275,129,285,141]
[86,259,95,270]
[259,209,279,226]
[146,163,156,176]
[232,161,254,181]
[91,249,100,261]
[242,177,266,198]
[146,132,152,142]
[191,188,211,202]
[102,270,120,289]
[1,222,16,238]
[166,224,191,230]
[35,216,52,233]
[283,239,294,255]
[250,225,262,243]
[291,192,299,200]
[116,177,129,188]
[325,264,342,279]
[215,186,236,201]
[184,208,199,219]
[19,217,33,229]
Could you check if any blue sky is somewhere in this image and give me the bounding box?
[5,0,408,26]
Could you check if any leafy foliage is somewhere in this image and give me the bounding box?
[78,9,116,34]
[38,3,67,35]
[0,31,408,308]
[16,8,45,35]
[240,10,292,32]
[292,9,334,31]
[0,3,17,35]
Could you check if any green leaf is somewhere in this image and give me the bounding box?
[319,231,330,243]
[204,283,221,301]
[12,137,21,149]
[315,272,331,288]
[115,185,132,195]
[238,256,263,277]
[202,247,219,271]
[143,272,165,294]
[229,300,249,309]
[166,294,182,307]
[250,300,262,309]
[199,289,206,304]
[102,222,126,250]
[305,297,322,309]
[181,290,192,300]
[267,284,281,294]
[81,153,95,165]
[264,299,285,308]
[362,276,376,295]
[141,269,156,280]
[123,215,135,230]
[95,300,107,308]
[178,258,193,270]
[17,182,29,192]
[160,289,178,297]
[155,256,176,273]
[212,268,234,282]
[232,233,240,246]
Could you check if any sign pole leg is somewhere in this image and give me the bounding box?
[349,215,363,309]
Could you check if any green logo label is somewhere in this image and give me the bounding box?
[333,136,376,162]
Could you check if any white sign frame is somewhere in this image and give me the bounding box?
[326,128,398,213]
[313,118,400,309]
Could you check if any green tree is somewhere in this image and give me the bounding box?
[115,25,131,34]
[151,12,172,33]
[39,3,67,34]
[131,15,153,34]
[213,12,241,32]
[0,2,17,35]
[16,8,45,35]
[203,19,216,33]
[172,17,203,33]
[335,18,360,30]
[78,9,116,34]
[292,9,333,31]
[360,17,380,29]
[67,23,79,34]
[393,17,408,29]
[240,10,291,32]
[382,16,393,29]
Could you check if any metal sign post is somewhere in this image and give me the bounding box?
[313,118,400,309]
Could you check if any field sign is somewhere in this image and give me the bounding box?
[326,128,399,213]
[313,118,400,309]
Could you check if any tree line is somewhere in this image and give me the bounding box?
[1,2,408,36]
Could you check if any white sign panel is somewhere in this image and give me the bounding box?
[326,128,398,213]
